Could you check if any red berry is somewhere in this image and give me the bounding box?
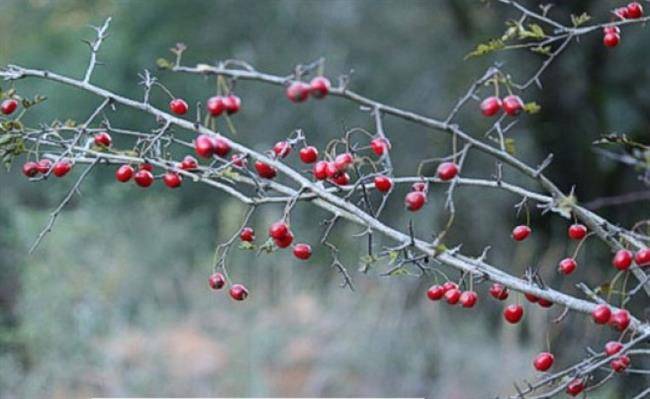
[331,172,350,186]
[206,96,225,117]
[524,293,539,303]
[480,96,502,117]
[169,98,188,115]
[208,272,225,290]
[427,285,446,301]
[134,169,154,187]
[309,76,331,98]
[537,298,553,308]
[635,248,650,266]
[566,379,584,396]
[312,161,328,180]
[405,191,427,211]
[163,172,182,188]
[334,153,354,171]
[36,159,52,174]
[442,281,459,292]
[255,161,277,179]
[603,33,620,48]
[1,99,18,115]
[604,25,621,35]
[293,243,312,260]
[213,137,231,157]
[568,224,587,240]
[533,352,554,372]
[240,227,255,242]
[512,225,531,241]
[274,231,294,248]
[229,284,248,301]
[273,141,292,158]
[502,95,524,116]
[592,304,612,325]
[605,341,624,356]
[558,257,577,275]
[374,175,393,192]
[437,162,459,181]
[615,6,630,19]
[612,249,633,270]
[626,2,644,18]
[286,81,310,102]
[52,160,72,177]
[269,221,289,240]
[611,355,631,373]
[115,164,134,182]
[459,291,478,308]
[223,94,241,114]
[489,283,509,300]
[94,132,112,147]
[22,161,39,177]
[610,309,631,332]
[139,163,154,172]
[444,288,462,305]
[370,138,391,156]
[180,155,198,170]
[195,134,215,158]
[231,154,247,168]
[299,146,318,163]
[411,181,427,192]
[503,304,524,324]
[325,162,339,178]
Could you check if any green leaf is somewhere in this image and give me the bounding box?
[505,138,517,155]
[156,58,173,70]
[465,39,506,59]
[531,46,552,56]
[238,241,256,251]
[386,267,408,276]
[571,12,591,27]
[523,101,541,114]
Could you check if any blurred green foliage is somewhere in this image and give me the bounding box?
[0,0,648,397]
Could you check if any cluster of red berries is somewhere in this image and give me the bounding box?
[591,303,631,331]
[267,221,312,259]
[1,98,18,115]
[426,282,478,308]
[612,247,650,270]
[168,93,242,117]
[604,2,644,47]
[604,341,631,373]
[480,95,524,117]
[208,272,248,301]
[286,76,331,103]
[22,158,71,178]
[404,162,459,212]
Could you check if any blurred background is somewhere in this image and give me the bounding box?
[1,0,649,398]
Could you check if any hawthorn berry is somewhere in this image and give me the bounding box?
[370,138,391,156]
[229,284,249,301]
[325,162,339,178]
[169,98,188,115]
[610,309,630,332]
[444,288,462,305]
[274,231,294,248]
[437,162,459,181]
[331,172,350,186]
[626,2,644,18]
[524,293,539,303]
[180,155,198,170]
[255,160,277,179]
[223,94,241,114]
[52,160,72,177]
[94,131,112,147]
[206,95,225,117]
[293,243,312,260]
[442,281,459,292]
[405,191,426,211]
[604,341,624,356]
[603,32,620,48]
[334,153,354,171]
[427,285,446,301]
[240,227,255,242]
[22,161,39,177]
[139,163,154,172]
[115,164,134,182]
[558,257,577,275]
[511,225,531,241]
[502,95,524,116]
[195,134,215,158]
[269,221,290,240]
[533,352,554,372]
[374,175,393,193]
[537,298,553,308]
[566,379,584,396]
[635,248,650,266]
[480,96,502,117]
[134,169,154,187]
[231,154,247,168]
[299,146,318,164]
[213,137,231,157]
[273,141,292,158]
[611,355,631,373]
[459,291,478,308]
[615,6,630,19]
[36,159,52,174]
[286,81,310,102]
[1,99,18,115]
[612,249,633,270]
[208,272,225,290]
[411,181,427,192]
[163,172,182,188]
[592,304,612,325]
[310,76,331,98]
[503,304,524,324]
[568,224,587,240]
[604,25,621,35]
[313,161,328,180]
[489,283,509,300]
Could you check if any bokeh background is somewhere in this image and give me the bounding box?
[1,0,649,398]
